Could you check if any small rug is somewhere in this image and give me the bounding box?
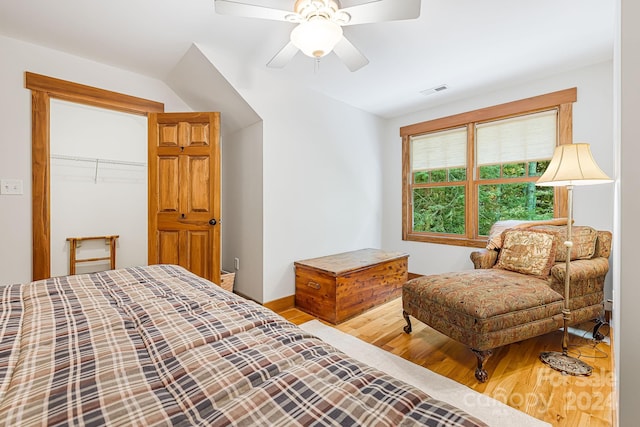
[299,320,550,427]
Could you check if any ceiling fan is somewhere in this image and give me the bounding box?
[214,0,422,72]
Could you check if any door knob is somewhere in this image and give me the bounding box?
[209,218,217,226]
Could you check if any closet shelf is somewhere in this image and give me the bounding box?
[51,154,146,167]
[51,154,146,183]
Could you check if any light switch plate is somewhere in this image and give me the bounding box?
[0,179,24,195]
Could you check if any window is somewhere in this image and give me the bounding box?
[401,88,576,247]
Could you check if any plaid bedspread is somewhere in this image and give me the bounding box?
[0,265,486,426]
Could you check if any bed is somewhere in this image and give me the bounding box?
[0,264,485,426]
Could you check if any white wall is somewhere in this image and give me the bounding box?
[259,93,385,302]
[381,61,615,297]
[243,89,385,303]
[221,121,264,301]
[50,100,147,276]
[197,44,387,303]
[0,34,191,284]
[194,44,386,303]
[617,0,640,423]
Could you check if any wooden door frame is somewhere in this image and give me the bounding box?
[25,72,164,280]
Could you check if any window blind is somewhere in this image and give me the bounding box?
[475,109,557,165]
[411,127,467,171]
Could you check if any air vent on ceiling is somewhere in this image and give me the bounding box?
[420,84,448,96]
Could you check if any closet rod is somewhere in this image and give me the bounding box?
[51,154,146,167]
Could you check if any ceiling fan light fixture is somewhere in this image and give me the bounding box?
[290,18,343,58]
[294,0,340,19]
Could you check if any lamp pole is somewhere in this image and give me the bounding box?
[560,184,574,356]
[537,143,612,376]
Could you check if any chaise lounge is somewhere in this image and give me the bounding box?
[402,221,611,382]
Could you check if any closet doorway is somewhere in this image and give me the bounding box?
[49,99,148,276]
[27,72,164,280]
[27,72,221,283]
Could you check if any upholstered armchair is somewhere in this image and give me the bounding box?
[402,221,611,382]
[470,223,611,330]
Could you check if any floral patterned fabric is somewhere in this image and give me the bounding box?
[549,257,610,286]
[485,218,569,250]
[469,249,498,270]
[595,231,612,258]
[531,225,598,261]
[472,232,611,270]
[403,226,611,362]
[403,270,564,350]
[494,229,557,277]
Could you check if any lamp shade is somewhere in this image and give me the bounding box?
[290,17,343,58]
[536,143,612,187]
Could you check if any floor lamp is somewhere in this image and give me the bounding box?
[536,143,612,376]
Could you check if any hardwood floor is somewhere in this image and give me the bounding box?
[277,298,615,427]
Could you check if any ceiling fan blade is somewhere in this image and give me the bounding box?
[340,0,421,26]
[333,36,369,72]
[214,0,292,22]
[267,42,300,68]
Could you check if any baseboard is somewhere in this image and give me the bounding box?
[264,295,295,312]
[408,272,424,280]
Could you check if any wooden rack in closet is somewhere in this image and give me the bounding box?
[67,235,119,275]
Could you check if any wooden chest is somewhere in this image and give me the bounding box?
[294,248,409,324]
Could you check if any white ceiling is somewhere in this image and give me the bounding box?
[0,0,614,118]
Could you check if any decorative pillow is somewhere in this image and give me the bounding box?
[530,225,598,261]
[485,218,569,250]
[494,229,557,277]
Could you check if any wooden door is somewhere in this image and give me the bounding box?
[148,112,221,284]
